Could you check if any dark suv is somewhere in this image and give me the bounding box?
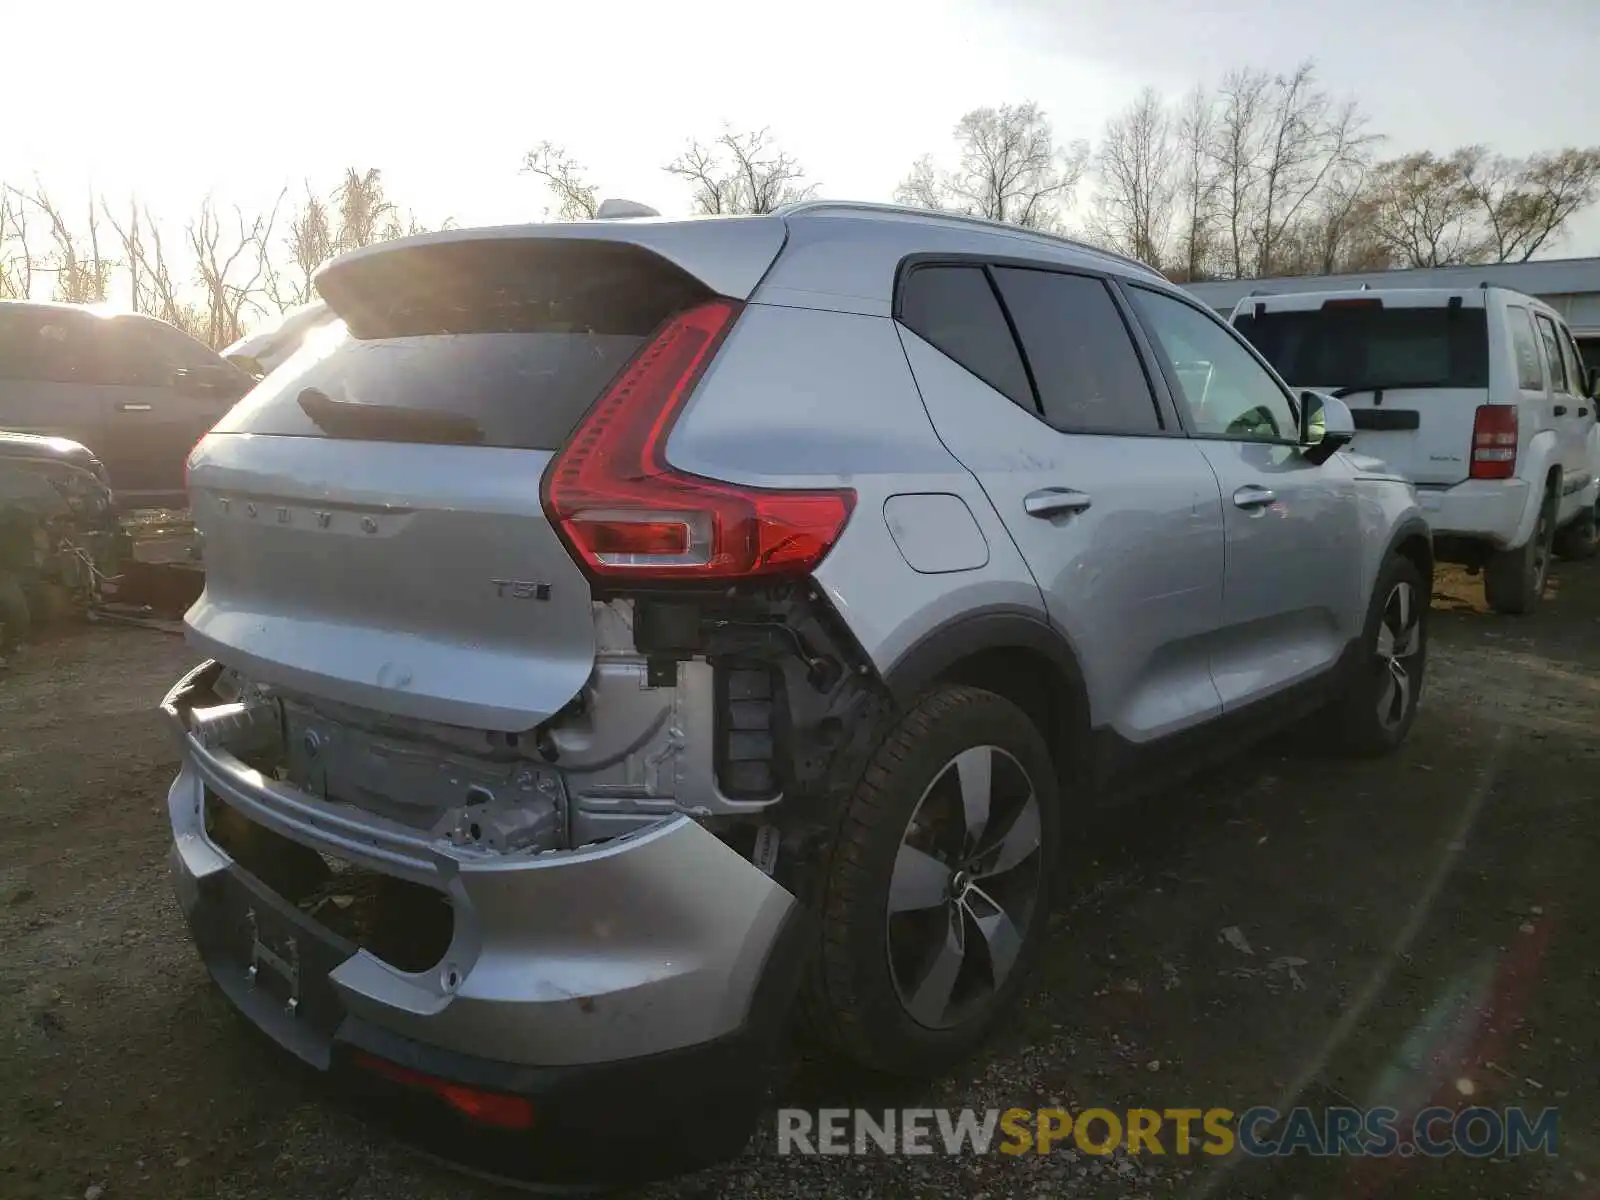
[0,301,255,510]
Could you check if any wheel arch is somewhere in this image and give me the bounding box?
[881,607,1090,792]
[1384,516,1434,593]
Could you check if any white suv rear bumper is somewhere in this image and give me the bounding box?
[1416,478,1532,549]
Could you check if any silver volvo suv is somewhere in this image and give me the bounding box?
[161,201,1431,1186]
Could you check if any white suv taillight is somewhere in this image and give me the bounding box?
[1469,405,1518,480]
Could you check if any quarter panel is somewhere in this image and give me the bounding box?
[663,302,1047,673]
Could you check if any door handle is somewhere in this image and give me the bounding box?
[117,403,153,413]
[1580,407,1590,417]
[1023,487,1093,518]
[1553,405,1568,416]
[1233,484,1277,510]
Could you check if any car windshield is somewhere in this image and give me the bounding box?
[1234,304,1490,390]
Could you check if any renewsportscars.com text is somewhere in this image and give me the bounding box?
[776,1106,1559,1159]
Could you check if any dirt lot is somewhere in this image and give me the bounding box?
[1,562,1596,1200]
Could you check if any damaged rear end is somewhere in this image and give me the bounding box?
[164,218,884,1183]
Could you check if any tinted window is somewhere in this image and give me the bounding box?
[1508,306,1546,392]
[103,318,220,387]
[991,268,1160,434]
[1557,324,1584,399]
[1534,313,1568,393]
[214,240,709,449]
[898,265,1033,410]
[1132,287,1297,442]
[214,322,652,449]
[0,309,106,384]
[1234,303,1490,390]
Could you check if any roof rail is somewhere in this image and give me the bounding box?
[773,199,1165,280]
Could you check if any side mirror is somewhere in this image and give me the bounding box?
[1299,391,1355,466]
[1588,366,1599,402]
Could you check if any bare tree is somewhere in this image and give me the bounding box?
[666,126,817,215]
[897,102,1088,232]
[0,192,34,299]
[522,141,599,220]
[333,168,396,253]
[1361,150,1491,268]
[7,180,111,303]
[101,197,145,310]
[187,192,284,348]
[1300,160,1387,275]
[1210,68,1272,278]
[1171,85,1221,281]
[1088,88,1179,267]
[1463,146,1600,263]
[265,185,336,311]
[1249,63,1374,275]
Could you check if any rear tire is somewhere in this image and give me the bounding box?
[1484,489,1557,614]
[0,572,32,655]
[799,684,1061,1077]
[1326,552,1428,758]
[1553,503,1598,562]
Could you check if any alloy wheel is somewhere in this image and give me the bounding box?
[1375,580,1423,731]
[886,745,1044,1030]
[1531,506,1553,596]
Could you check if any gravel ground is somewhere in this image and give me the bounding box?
[1,563,1596,1200]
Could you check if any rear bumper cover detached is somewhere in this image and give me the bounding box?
[161,660,808,1185]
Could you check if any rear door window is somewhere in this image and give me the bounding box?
[1235,302,1489,390]
[897,265,1034,411]
[990,268,1162,434]
[101,319,211,388]
[1507,306,1547,392]
[1534,313,1569,394]
[0,309,108,385]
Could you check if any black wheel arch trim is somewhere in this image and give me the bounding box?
[1381,515,1434,576]
[880,605,1090,718]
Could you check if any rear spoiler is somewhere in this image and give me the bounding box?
[314,215,788,311]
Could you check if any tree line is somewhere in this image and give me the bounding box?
[4,59,1597,349]
[0,169,434,349]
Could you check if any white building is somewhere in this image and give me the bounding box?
[1183,256,1600,365]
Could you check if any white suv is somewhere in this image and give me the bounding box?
[1231,286,1600,613]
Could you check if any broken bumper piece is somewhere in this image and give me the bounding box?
[161,660,808,1186]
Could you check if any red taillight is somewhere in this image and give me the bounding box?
[353,1052,535,1130]
[543,297,856,584]
[1470,405,1518,480]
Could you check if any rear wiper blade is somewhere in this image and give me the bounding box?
[1331,382,1449,398]
[297,388,485,445]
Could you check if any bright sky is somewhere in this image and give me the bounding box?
[8,0,1600,253]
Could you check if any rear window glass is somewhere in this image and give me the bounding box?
[213,240,708,449]
[1508,306,1546,391]
[991,267,1161,435]
[897,265,1034,411]
[1233,303,1489,391]
[1534,313,1568,393]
